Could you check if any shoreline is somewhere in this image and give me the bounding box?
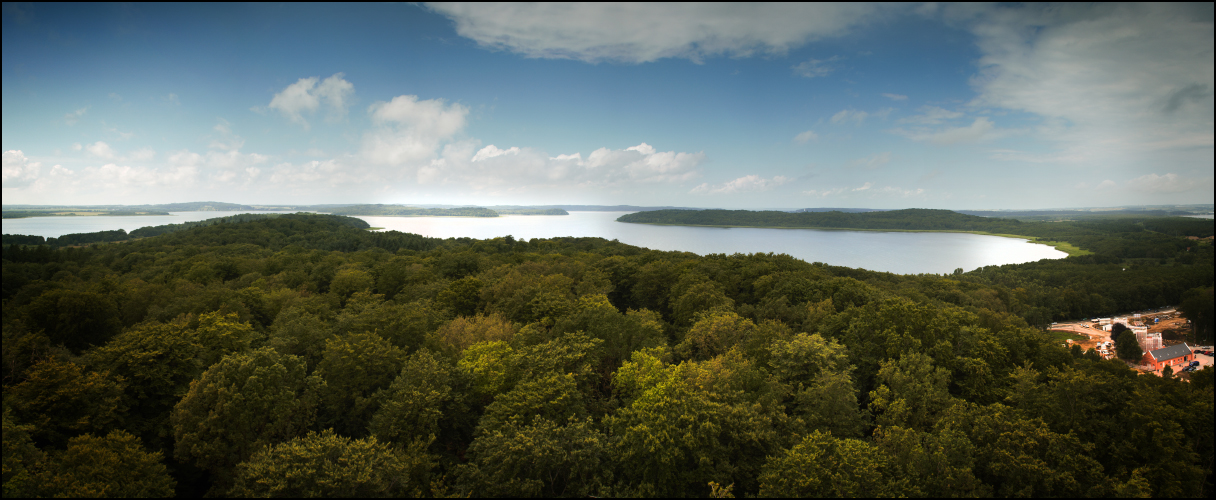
[617,221,1091,257]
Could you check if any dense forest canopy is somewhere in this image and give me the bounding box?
[2,212,1212,497]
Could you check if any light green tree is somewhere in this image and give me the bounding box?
[229,429,433,498]
[457,417,609,497]
[610,348,786,497]
[868,352,956,432]
[676,310,755,361]
[758,430,890,498]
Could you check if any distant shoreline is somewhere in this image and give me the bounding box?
[618,221,1090,257]
[2,211,172,219]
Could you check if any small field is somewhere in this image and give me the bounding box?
[1047,329,1087,343]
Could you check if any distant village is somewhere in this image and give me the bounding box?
[1053,309,1211,378]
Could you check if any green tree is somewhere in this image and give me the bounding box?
[1178,287,1214,344]
[266,306,331,369]
[769,333,868,437]
[192,311,261,368]
[368,349,460,446]
[874,425,988,497]
[457,416,609,497]
[549,295,666,377]
[676,310,755,361]
[38,430,176,498]
[229,429,433,498]
[758,430,890,498]
[868,352,956,432]
[937,402,1101,497]
[436,276,484,317]
[1116,329,1143,362]
[85,320,203,447]
[477,372,586,433]
[670,277,735,327]
[427,312,517,359]
[315,332,406,436]
[24,289,121,352]
[2,407,44,498]
[329,267,374,304]
[172,347,323,482]
[610,348,785,497]
[7,358,126,445]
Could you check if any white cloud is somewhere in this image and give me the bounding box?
[129,148,156,162]
[104,125,135,140]
[794,130,818,143]
[1097,179,1116,190]
[471,145,521,162]
[414,141,705,192]
[64,107,88,126]
[209,119,246,151]
[71,143,82,151]
[85,141,117,160]
[315,74,354,119]
[792,57,839,78]
[895,117,999,145]
[831,109,869,126]
[899,106,963,125]
[2,150,42,188]
[268,73,355,129]
[849,152,891,169]
[426,3,881,63]
[882,93,908,101]
[961,3,1214,165]
[804,181,924,198]
[362,94,469,166]
[803,187,847,197]
[163,93,180,106]
[1129,173,1196,193]
[691,175,790,195]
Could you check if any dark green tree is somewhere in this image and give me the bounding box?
[38,430,176,498]
[1116,329,1143,363]
[172,347,323,483]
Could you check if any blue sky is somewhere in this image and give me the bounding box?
[3,3,1212,209]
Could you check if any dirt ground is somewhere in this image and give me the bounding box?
[1149,316,1192,346]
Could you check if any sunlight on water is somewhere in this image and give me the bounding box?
[2,211,1065,275]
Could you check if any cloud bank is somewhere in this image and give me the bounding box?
[426,3,880,63]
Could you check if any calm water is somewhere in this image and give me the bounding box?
[2,211,1065,275]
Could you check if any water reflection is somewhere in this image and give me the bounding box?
[2,210,1065,275]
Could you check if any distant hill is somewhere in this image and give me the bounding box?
[328,205,499,217]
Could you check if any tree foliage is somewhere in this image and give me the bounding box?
[1,212,1211,496]
[229,429,432,498]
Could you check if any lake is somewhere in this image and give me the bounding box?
[3,210,1065,275]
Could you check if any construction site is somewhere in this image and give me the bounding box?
[1050,308,1213,377]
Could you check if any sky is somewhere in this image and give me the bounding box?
[2,3,1213,209]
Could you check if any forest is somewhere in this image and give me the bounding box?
[2,212,1213,497]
